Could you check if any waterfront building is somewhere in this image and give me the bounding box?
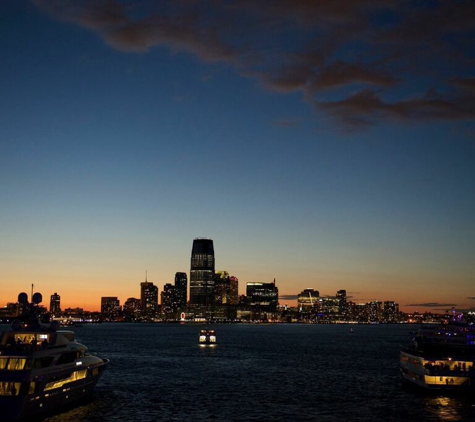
[49,292,61,315]
[214,271,239,306]
[141,280,159,318]
[123,297,141,321]
[190,238,215,306]
[348,302,368,322]
[174,272,188,308]
[367,301,382,323]
[336,289,348,320]
[161,283,180,317]
[229,276,239,305]
[383,301,400,323]
[214,271,228,304]
[297,288,319,311]
[246,280,279,320]
[100,297,121,320]
[317,297,340,321]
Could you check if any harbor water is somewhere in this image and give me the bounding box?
[5,323,475,421]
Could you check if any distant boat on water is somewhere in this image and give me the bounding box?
[199,329,216,345]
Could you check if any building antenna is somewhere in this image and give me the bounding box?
[31,283,34,299]
[145,270,148,282]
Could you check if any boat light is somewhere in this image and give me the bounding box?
[76,361,82,366]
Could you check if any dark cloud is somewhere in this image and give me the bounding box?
[32,0,475,129]
[279,294,298,301]
[468,297,475,300]
[32,0,237,62]
[318,88,475,128]
[406,302,457,308]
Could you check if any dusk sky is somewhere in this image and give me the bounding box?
[1,0,474,313]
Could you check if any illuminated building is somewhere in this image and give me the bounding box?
[174,272,187,308]
[161,283,180,316]
[214,271,228,304]
[214,271,239,306]
[49,292,61,315]
[336,289,348,319]
[297,288,319,311]
[367,301,382,322]
[229,276,239,305]
[246,280,279,319]
[141,280,159,318]
[190,238,215,306]
[100,297,121,320]
[383,301,400,323]
[318,297,339,319]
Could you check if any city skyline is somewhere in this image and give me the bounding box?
[1,1,474,314]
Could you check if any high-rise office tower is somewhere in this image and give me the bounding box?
[214,271,229,304]
[161,283,180,315]
[141,278,158,317]
[246,281,279,312]
[229,276,239,305]
[336,289,348,318]
[190,238,215,305]
[50,292,61,315]
[174,272,188,308]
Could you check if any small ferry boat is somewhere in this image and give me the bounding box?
[400,311,475,390]
[199,329,216,345]
[0,292,109,421]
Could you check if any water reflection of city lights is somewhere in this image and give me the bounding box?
[426,396,462,421]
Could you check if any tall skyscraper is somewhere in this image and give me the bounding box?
[50,292,61,315]
[229,276,239,305]
[214,271,229,304]
[174,272,188,308]
[190,238,215,305]
[161,283,180,315]
[336,289,348,318]
[141,277,159,317]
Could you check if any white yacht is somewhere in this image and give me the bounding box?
[0,292,109,421]
[400,313,475,390]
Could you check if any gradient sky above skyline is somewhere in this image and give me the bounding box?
[1,0,474,313]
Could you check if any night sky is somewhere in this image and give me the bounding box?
[1,0,474,312]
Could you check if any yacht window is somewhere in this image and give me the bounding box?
[28,382,36,395]
[0,382,21,396]
[44,370,87,391]
[7,358,27,370]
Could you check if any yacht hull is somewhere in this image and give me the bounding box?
[0,361,108,421]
